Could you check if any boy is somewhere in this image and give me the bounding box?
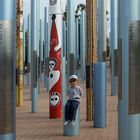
[64,74,83,125]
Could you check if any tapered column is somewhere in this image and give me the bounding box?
[0,0,16,139]
[49,0,62,118]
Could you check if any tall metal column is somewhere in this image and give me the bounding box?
[110,0,118,96]
[40,19,44,81]
[27,14,31,87]
[67,0,76,75]
[94,0,106,128]
[97,0,106,61]
[0,0,16,139]
[62,20,67,111]
[44,7,49,89]
[31,0,40,113]
[49,0,62,118]
[80,10,86,80]
[118,0,140,139]
[75,17,79,74]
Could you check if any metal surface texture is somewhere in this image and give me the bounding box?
[114,49,118,76]
[32,51,37,87]
[44,58,49,76]
[0,20,14,134]
[69,53,75,75]
[118,39,122,100]
[129,21,140,114]
[102,51,107,62]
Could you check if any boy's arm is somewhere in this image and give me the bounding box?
[79,86,83,96]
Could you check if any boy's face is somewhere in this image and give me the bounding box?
[69,78,77,87]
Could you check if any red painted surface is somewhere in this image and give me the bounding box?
[49,15,62,118]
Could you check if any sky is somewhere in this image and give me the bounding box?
[24,0,86,19]
[23,0,110,37]
[23,0,86,37]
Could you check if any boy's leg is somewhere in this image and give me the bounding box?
[69,100,79,121]
[65,100,71,121]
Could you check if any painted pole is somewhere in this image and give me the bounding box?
[31,0,40,113]
[110,0,118,96]
[49,0,62,118]
[118,0,140,139]
[93,0,97,63]
[44,7,49,89]
[16,0,24,107]
[67,0,76,75]
[0,0,16,139]
[86,0,93,121]
[94,0,106,128]
[80,10,86,80]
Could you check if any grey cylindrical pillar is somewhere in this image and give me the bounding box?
[75,17,79,74]
[31,0,40,112]
[67,0,76,75]
[98,0,106,61]
[64,107,80,136]
[110,0,118,96]
[44,7,49,90]
[80,10,86,80]
[40,19,44,81]
[62,57,66,112]
[118,0,140,139]
[94,62,106,128]
[0,0,16,139]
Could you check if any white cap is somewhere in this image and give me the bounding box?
[69,75,78,80]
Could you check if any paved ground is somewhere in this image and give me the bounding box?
[16,64,118,140]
